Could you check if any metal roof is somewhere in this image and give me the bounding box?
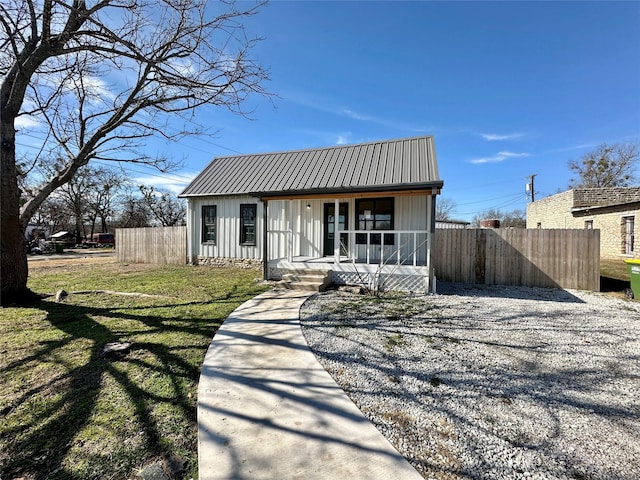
[179,135,442,198]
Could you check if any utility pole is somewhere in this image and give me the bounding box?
[526,174,537,202]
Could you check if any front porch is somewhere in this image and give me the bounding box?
[269,255,432,293]
[264,195,436,292]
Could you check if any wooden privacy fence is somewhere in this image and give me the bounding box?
[434,229,600,291]
[116,226,187,265]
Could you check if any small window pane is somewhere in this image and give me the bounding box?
[202,205,216,243]
[355,198,394,244]
[240,204,257,245]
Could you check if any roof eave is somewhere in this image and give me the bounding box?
[571,200,640,214]
[179,181,444,199]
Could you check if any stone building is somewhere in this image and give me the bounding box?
[526,187,639,258]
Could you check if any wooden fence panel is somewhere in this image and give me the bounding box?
[115,227,187,265]
[434,229,600,291]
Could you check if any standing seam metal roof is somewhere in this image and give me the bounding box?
[179,135,441,197]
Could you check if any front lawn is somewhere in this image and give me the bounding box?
[0,261,267,480]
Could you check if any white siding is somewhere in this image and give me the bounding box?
[186,194,432,264]
[188,196,263,261]
[396,196,427,230]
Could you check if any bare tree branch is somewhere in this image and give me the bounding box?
[568,142,639,188]
[2,0,270,298]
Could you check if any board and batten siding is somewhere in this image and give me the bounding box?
[188,194,431,262]
[188,195,264,261]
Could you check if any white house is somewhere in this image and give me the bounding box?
[179,136,443,292]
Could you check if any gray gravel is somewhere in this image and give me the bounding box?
[299,283,640,480]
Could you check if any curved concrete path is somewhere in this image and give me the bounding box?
[197,288,423,480]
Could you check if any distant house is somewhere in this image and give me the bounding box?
[179,136,443,292]
[436,220,470,229]
[526,187,640,258]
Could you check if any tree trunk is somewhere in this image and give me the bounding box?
[1,117,31,304]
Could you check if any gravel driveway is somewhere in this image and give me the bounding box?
[299,283,640,480]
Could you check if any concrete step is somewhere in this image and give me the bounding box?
[280,281,325,292]
[284,268,331,277]
[280,269,333,292]
[282,273,328,283]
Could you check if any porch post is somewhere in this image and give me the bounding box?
[288,200,293,262]
[334,198,340,264]
[262,199,268,281]
[428,194,437,293]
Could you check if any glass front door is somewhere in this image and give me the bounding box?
[324,203,348,256]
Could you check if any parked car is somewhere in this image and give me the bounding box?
[83,233,115,248]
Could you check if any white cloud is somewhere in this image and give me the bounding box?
[335,134,350,145]
[341,108,376,122]
[283,90,433,132]
[551,143,597,153]
[15,115,41,129]
[469,151,531,165]
[135,172,196,195]
[481,133,525,141]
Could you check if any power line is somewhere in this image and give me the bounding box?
[455,191,524,206]
[455,193,528,217]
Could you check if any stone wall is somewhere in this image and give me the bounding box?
[526,189,639,258]
[526,190,575,229]
[573,187,640,208]
[194,256,263,270]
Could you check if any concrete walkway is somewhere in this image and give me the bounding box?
[197,288,423,480]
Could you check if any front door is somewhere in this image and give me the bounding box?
[324,203,348,256]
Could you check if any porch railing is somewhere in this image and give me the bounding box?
[339,230,430,266]
[267,229,430,266]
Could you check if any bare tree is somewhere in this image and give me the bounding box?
[116,187,152,228]
[139,185,185,226]
[435,197,457,221]
[568,142,639,188]
[55,166,95,243]
[1,0,270,302]
[85,167,124,235]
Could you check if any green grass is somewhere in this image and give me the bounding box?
[600,257,631,282]
[0,262,268,480]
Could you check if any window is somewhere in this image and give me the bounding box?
[584,220,593,230]
[202,205,216,243]
[536,222,542,229]
[240,204,257,245]
[623,216,635,254]
[355,198,394,245]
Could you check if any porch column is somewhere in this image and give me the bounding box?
[334,198,340,264]
[262,199,268,281]
[427,194,437,293]
[288,200,293,262]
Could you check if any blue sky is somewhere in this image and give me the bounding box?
[22,1,640,221]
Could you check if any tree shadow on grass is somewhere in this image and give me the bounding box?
[0,291,253,480]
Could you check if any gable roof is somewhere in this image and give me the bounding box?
[180,136,442,198]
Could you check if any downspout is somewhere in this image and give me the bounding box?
[262,199,268,281]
